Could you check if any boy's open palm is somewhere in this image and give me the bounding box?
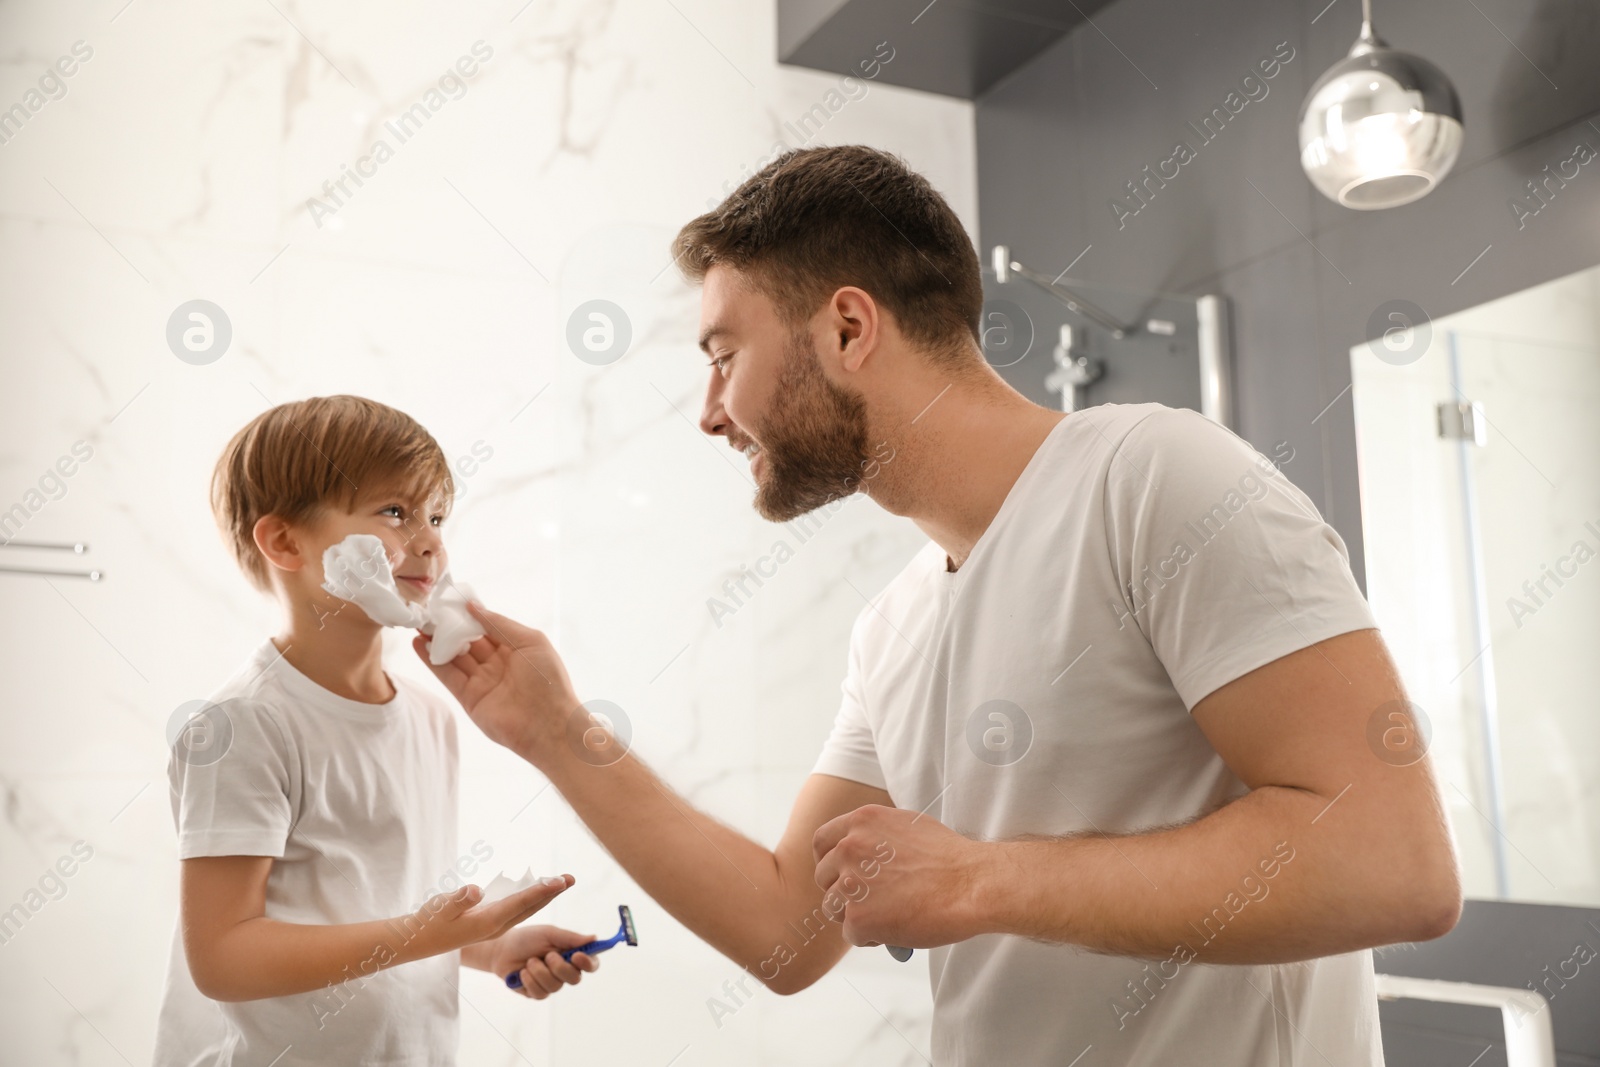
[413,601,579,766]
[417,874,575,954]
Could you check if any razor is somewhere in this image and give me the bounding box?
[504,904,638,989]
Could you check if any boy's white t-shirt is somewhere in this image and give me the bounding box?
[154,640,465,1067]
[813,402,1387,1066]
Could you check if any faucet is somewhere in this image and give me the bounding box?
[1044,324,1103,413]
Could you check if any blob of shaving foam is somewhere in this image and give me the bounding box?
[320,533,486,665]
[481,868,567,905]
[422,577,486,668]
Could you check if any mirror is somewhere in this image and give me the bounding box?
[1351,264,1600,907]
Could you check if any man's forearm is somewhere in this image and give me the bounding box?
[978,783,1460,964]
[537,746,834,983]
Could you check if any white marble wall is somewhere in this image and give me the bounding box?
[0,1,974,1062]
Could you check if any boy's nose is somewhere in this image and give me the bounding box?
[403,523,443,558]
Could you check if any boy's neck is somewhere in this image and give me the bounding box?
[271,602,396,704]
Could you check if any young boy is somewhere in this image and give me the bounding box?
[154,396,597,1067]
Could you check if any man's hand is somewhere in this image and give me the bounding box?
[812,805,992,950]
[413,601,581,768]
[410,874,575,958]
[476,924,601,1000]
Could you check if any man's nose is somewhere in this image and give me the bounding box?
[699,373,729,438]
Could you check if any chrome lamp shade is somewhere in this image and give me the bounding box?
[1298,37,1463,210]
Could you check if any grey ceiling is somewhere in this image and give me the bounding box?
[778,0,1121,99]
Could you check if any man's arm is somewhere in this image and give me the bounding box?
[545,755,890,993]
[181,856,574,1001]
[414,605,890,995]
[814,628,1463,963]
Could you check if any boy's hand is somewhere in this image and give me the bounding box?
[411,875,574,958]
[484,924,601,999]
[412,602,580,770]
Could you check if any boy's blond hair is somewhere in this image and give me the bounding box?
[210,395,453,592]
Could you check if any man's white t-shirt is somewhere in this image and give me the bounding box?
[813,402,1386,1066]
[154,640,465,1067]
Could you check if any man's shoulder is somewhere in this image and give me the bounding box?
[843,541,946,643]
[1085,401,1217,454]
[1085,402,1269,498]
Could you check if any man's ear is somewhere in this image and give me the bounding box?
[827,286,880,374]
[253,514,308,576]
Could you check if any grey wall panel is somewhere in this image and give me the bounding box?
[1374,899,1600,1066]
[973,31,1086,271]
[1203,242,1349,523]
[975,0,1600,593]
[1061,0,1316,293]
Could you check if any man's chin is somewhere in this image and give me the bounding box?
[753,482,855,524]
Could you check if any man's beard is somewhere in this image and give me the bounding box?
[749,329,871,523]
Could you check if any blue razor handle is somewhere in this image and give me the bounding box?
[505,905,637,989]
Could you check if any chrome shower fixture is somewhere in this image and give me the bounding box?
[991,245,1135,339]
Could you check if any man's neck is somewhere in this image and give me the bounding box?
[863,377,1067,571]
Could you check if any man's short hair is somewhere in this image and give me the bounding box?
[672,145,983,364]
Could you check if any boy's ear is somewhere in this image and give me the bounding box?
[252,514,309,575]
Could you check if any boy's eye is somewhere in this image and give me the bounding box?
[379,505,403,519]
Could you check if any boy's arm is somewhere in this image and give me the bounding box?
[181,856,573,1002]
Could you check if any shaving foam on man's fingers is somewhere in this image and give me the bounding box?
[320,534,486,662]
[422,577,486,664]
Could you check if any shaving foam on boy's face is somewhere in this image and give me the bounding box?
[321,534,428,627]
[319,533,485,664]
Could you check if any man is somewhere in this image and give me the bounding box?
[417,145,1461,1065]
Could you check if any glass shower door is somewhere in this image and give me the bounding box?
[1445,327,1600,906]
[1352,280,1600,908]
